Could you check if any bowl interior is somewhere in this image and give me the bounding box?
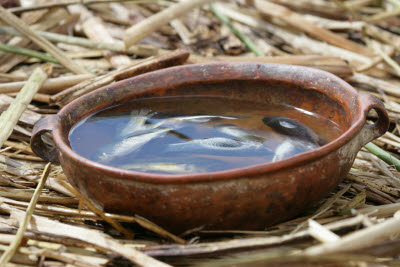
[56,63,363,176]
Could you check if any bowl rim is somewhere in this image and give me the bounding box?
[53,62,366,183]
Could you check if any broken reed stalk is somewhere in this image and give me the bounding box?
[210,4,264,56]
[189,54,352,77]
[50,49,190,106]
[0,26,163,57]
[365,8,400,22]
[8,0,160,14]
[75,5,132,69]
[252,0,374,57]
[370,41,400,76]
[0,5,88,75]
[308,219,340,243]
[0,163,51,267]
[0,74,93,94]
[5,204,172,267]
[0,65,51,148]
[134,215,186,244]
[124,0,215,48]
[305,211,400,255]
[364,142,400,171]
[68,185,135,239]
[0,42,58,64]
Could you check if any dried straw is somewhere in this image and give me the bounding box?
[0,162,51,266]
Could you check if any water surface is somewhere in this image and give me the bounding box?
[69,96,342,174]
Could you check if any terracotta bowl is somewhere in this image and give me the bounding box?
[31,63,389,233]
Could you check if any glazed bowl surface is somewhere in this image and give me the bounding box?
[31,62,389,233]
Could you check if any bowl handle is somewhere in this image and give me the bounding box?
[358,93,390,147]
[31,115,60,163]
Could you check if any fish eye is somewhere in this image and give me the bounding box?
[279,121,296,129]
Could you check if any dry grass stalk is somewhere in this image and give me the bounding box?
[0,95,42,126]
[0,65,51,148]
[8,0,155,14]
[7,92,50,103]
[0,73,26,82]
[347,173,400,197]
[3,153,44,161]
[308,219,340,243]
[0,8,70,73]
[365,8,400,21]
[70,5,133,69]
[338,190,366,211]
[0,155,75,197]
[216,4,372,66]
[1,196,183,245]
[4,204,171,267]
[358,152,400,186]
[303,14,365,31]
[211,4,264,56]
[2,141,33,154]
[124,0,214,48]
[67,184,135,239]
[0,74,93,94]
[170,19,194,45]
[142,215,367,257]
[252,0,374,57]
[270,0,343,16]
[0,6,88,74]
[0,162,50,266]
[370,40,400,76]
[0,189,78,205]
[356,55,386,73]
[50,49,190,106]
[31,249,102,267]
[305,211,400,255]
[190,54,352,77]
[0,1,399,265]
[288,184,352,234]
[134,215,186,245]
[348,73,400,98]
[0,26,165,57]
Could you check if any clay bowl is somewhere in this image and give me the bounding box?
[31,63,389,233]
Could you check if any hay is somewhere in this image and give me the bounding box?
[0,0,399,266]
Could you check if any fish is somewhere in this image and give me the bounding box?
[117,162,205,174]
[94,128,170,163]
[119,113,238,137]
[272,139,318,162]
[118,109,157,137]
[262,116,327,146]
[216,124,265,142]
[195,154,271,166]
[169,115,239,123]
[165,137,273,156]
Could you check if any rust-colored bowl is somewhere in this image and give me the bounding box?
[31,63,389,233]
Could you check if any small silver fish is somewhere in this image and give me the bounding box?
[119,113,236,137]
[166,137,272,156]
[171,115,239,123]
[118,162,204,174]
[118,109,156,137]
[272,139,318,162]
[95,128,170,163]
[216,124,265,142]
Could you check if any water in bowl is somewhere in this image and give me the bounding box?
[69,96,342,174]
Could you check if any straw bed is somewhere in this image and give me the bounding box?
[0,0,400,266]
